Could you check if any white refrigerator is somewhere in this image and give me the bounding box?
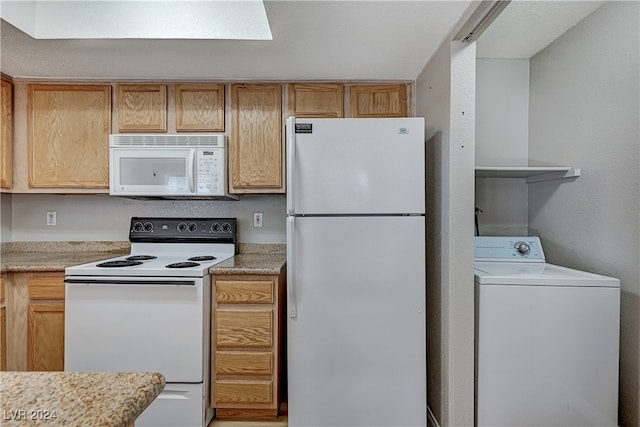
[286,117,427,427]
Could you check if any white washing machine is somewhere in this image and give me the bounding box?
[474,236,620,427]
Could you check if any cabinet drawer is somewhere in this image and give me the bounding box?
[216,351,273,376]
[216,310,272,348]
[215,380,273,404]
[29,277,65,300]
[216,280,273,304]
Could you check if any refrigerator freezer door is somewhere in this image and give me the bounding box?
[288,117,425,215]
[287,216,426,427]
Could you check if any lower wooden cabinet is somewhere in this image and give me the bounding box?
[0,275,6,370]
[211,271,285,419]
[2,272,65,371]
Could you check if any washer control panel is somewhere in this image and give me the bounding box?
[474,236,545,262]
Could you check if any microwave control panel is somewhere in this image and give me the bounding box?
[196,148,225,195]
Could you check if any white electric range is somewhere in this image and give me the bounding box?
[65,217,237,427]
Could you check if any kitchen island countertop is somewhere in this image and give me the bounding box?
[0,371,165,427]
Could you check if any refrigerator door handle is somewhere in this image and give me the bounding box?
[286,116,295,215]
[286,215,297,318]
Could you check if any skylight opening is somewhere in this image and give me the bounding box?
[0,0,273,40]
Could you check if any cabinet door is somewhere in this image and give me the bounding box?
[175,84,225,131]
[350,84,408,118]
[230,84,283,193]
[27,275,65,371]
[0,275,6,371]
[288,83,344,118]
[117,84,167,132]
[1,79,12,188]
[27,84,111,188]
[27,302,64,371]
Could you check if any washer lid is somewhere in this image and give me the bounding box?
[474,262,620,287]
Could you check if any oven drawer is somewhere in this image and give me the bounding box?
[135,383,205,427]
[215,309,273,348]
[216,351,273,376]
[215,280,274,304]
[214,380,273,404]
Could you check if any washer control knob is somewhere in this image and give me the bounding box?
[515,241,530,255]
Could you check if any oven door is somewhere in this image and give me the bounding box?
[64,276,209,382]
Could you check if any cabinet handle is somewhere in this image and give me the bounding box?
[156,390,189,400]
[286,216,297,318]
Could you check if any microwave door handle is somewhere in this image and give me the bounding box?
[188,149,196,194]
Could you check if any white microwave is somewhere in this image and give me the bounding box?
[109,134,237,199]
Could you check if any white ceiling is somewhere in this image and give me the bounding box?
[476,0,606,58]
[0,1,606,81]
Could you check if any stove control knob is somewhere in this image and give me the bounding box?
[177,222,187,232]
[515,241,530,255]
[133,221,143,232]
[188,222,197,233]
[211,223,221,233]
[222,223,232,233]
[143,222,153,232]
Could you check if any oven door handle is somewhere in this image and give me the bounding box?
[64,278,196,286]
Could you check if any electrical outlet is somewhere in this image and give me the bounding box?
[47,211,57,226]
[253,212,263,228]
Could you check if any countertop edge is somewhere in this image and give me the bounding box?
[0,371,165,427]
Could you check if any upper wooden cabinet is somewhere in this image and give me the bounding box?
[175,84,225,132]
[230,84,283,194]
[1,79,12,189]
[117,84,167,132]
[27,84,111,188]
[350,84,408,118]
[288,83,344,118]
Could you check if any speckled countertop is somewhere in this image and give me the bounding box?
[210,253,286,275]
[0,371,165,427]
[1,242,130,273]
[1,241,286,274]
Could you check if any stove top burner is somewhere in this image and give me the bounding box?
[188,256,217,262]
[126,255,158,261]
[97,260,144,268]
[166,262,201,269]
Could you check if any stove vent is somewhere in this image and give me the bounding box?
[110,133,225,147]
